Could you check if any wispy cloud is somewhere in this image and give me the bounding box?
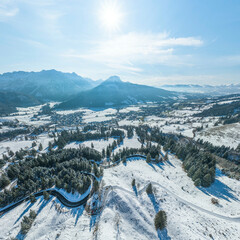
[19,38,47,48]
[19,0,56,7]
[217,55,240,66]
[62,32,203,73]
[0,1,18,21]
[38,9,64,36]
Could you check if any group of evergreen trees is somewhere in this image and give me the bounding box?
[54,128,125,149]
[0,147,103,208]
[163,139,216,187]
[134,126,216,187]
[0,128,30,141]
[20,210,37,235]
[197,139,239,161]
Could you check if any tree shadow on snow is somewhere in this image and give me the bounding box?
[89,214,98,231]
[165,160,175,168]
[16,231,25,240]
[157,229,171,240]
[199,179,239,202]
[147,194,171,240]
[70,205,84,226]
[148,193,159,213]
[215,168,226,178]
[147,163,157,172]
[37,196,52,215]
[155,162,164,170]
[14,201,35,224]
[132,185,138,196]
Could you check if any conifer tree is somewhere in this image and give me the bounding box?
[146,153,151,163]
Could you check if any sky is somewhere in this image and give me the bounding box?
[0,0,240,86]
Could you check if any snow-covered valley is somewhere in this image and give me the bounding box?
[0,96,240,240]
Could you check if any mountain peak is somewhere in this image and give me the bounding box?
[104,76,122,83]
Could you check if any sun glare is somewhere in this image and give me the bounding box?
[99,1,123,32]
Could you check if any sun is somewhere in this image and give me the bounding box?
[99,1,123,32]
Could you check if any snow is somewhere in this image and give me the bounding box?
[55,108,86,115]
[119,106,141,113]
[101,156,240,239]
[196,122,240,148]
[113,132,142,153]
[65,138,116,152]
[1,100,240,239]
[0,132,53,156]
[46,185,92,202]
[1,154,239,239]
[1,104,51,127]
[82,108,117,123]
[118,119,140,127]
[217,100,238,105]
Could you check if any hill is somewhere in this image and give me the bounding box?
[57,76,176,109]
[0,91,41,115]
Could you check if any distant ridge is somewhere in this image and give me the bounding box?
[161,83,240,95]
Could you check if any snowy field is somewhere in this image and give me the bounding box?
[119,106,141,113]
[0,132,53,156]
[82,108,117,123]
[1,104,51,126]
[196,122,240,148]
[100,156,240,240]
[65,138,116,152]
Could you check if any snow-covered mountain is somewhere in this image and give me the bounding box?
[57,76,176,109]
[0,70,100,101]
[161,84,240,95]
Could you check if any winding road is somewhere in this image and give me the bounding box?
[0,172,96,215]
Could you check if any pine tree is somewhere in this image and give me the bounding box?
[164,152,168,161]
[154,210,167,230]
[202,173,212,187]
[146,183,153,194]
[93,180,99,192]
[43,191,50,200]
[194,178,201,187]
[146,153,151,163]
[30,194,36,203]
[102,148,105,158]
[132,179,136,187]
[9,150,14,157]
[38,143,43,151]
[48,142,52,151]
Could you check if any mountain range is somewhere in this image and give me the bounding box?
[0,70,100,102]
[2,69,238,112]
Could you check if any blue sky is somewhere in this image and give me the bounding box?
[0,0,240,86]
